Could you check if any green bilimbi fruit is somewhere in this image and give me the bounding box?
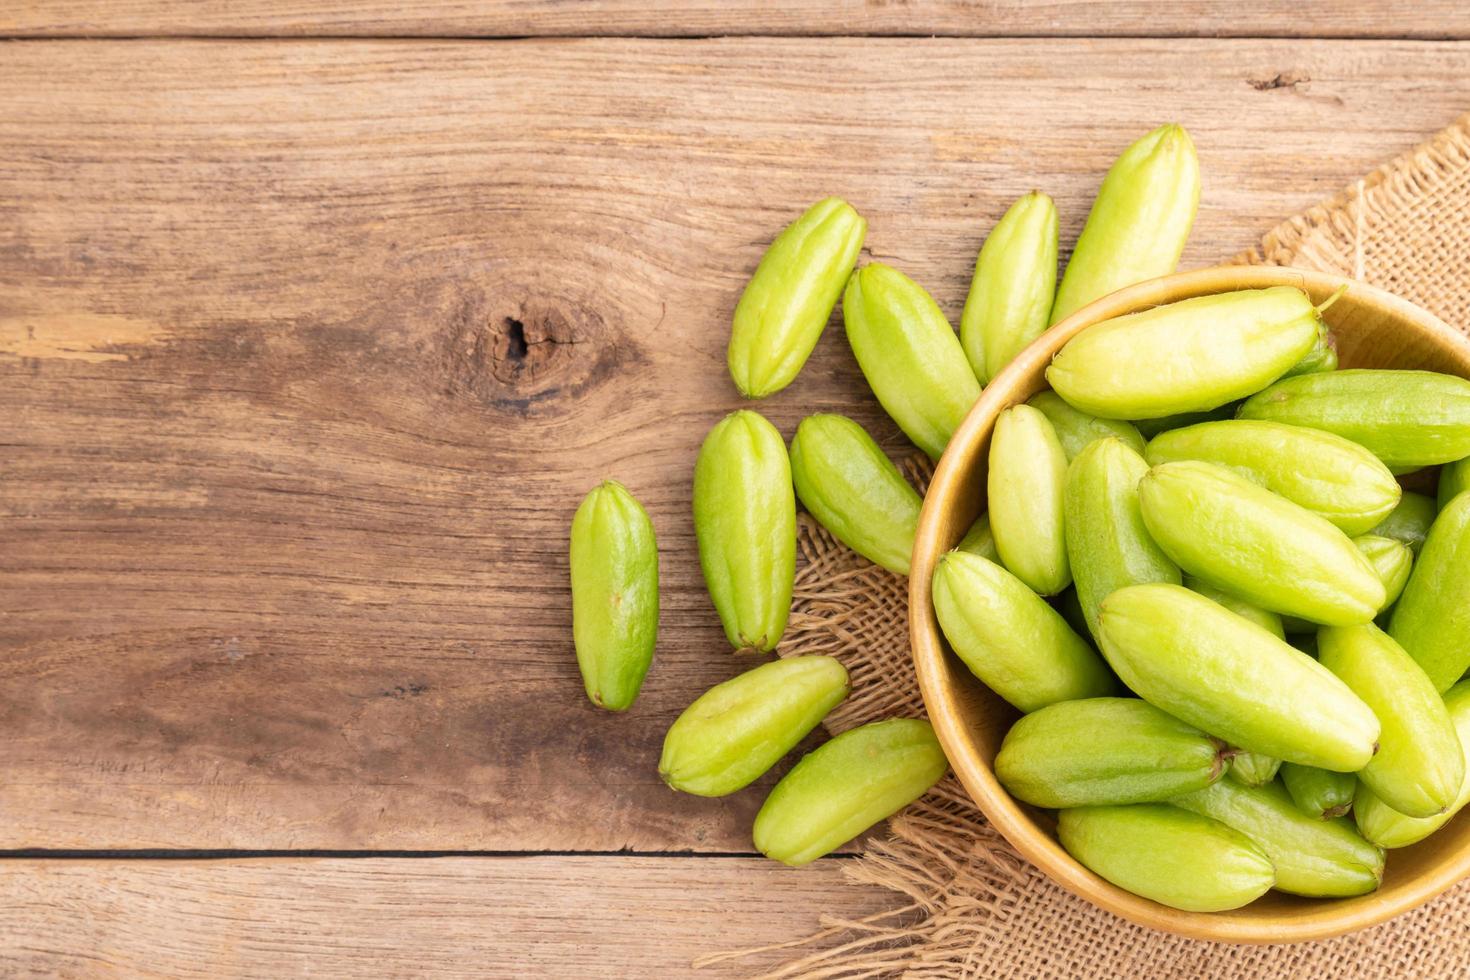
[1057,805,1273,912]
[956,512,998,561]
[1029,390,1146,461]
[1132,403,1237,440]
[989,405,1071,595]
[659,656,849,797]
[692,411,796,653]
[1170,779,1384,898]
[1096,584,1380,772]
[932,551,1114,712]
[753,718,947,867]
[1227,753,1282,788]
[1440,456,1470,509]
[790,414,921,576]
[1281,764,1357,821]
[1319,623,1464,819]
[1184,576,1285,638]
[1050,124,1200,325]
[1389,492,1470,692]
[1353,535,1413,610]
[1138,461,1385,626]
[1356,680,1470,848]
[995,698,1226,808]
[1047,288,1320,420]
[1065,438,1180,636]
[1239,369,1470,470]
[1281,324,1338,378]
[569,481,660,711]
[960,191,1059,382]
[843,263,982,460]
[1144,420,1401,536]
[728,197,866,399]
[1369,491,1437,555]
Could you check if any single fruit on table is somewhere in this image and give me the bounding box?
[931,551,1114,712]
[1065,437,1180,637]
[1096,584,1380,772]
[843,263,982,460]
[961,190,1059,382]
[994,697,1226,808]
[1138,460,1385,626]
[1050,123,1200,325]
[1368,491,1437,555]
[790,413,921,576]
[728,197,866,399]
[659,656,849,797]
[569,480,659,711]
[1227,752,1282,788]
[1318,623,1464,819]
[1356,680,1470,848]
[955,511,997,561]
[1029,390,1146,461]
[1171,778,1384,898]
[1046,287,1320,420]
[1057,804,1273,912]
[753,718,948,867]
[988,404,1071,595]
[1440,455,1470,510]
[1389,492,1470,691]
[1183,576,1285,638]
[1238,369,1470,471]
[692,410,796,653]
[1353,534,1413,610]
[1144,419,1401,536]
[1281,764,1357,821]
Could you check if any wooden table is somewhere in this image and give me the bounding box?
[2,4,1468,975]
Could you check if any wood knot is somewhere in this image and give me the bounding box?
[1248,71,1309,92]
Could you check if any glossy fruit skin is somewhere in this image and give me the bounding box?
[1369,491,1437,555]
[843,263,982,460]
[1138,461,1385,626]
[1281,323,1339,378]
[692,411,796,653]
[1144,419,1401,536]
[1319,623,1464,819]
[753,718,948,867]
[1389,492,1470,692]
[1352,535,1413,610]
[1281,764,1357,821]
[995,698,1225,808]
[932,551,1115,712]
[1050,124,1200,325]
[955,512,998,561]
[1133,403,1238,440]
[1183,576,1285,639]
[728,197,866,398]
[1170,778,1384,898]
[1029,390,1146,461]
[1356,680,1470,848]
[790,414,921,576]
[1238,369,1470,470]
[569,481,659,711]
[1440,456,1470,510]
[1065,438,1180,637]
[989,405,1071,595]
[659,656,849,797]
[1057,804,1273,912]
[1096,584,1380,772]
[1227,753,1282,788]
[1047,287,1319,420]
[960,191,1059,382]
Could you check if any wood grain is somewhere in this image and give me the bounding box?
[6,0,1469,39]
[1,37,1468,851]
[0,855,893,977]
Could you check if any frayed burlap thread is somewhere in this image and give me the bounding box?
[709,113,1470,978]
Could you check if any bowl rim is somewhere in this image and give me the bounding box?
[908,265,1470,943]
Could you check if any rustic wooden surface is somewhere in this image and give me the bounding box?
[1,19,1469,979]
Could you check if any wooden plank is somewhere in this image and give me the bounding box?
[0,855,893,977]
[6,1,1470,40]
[1,38,1467,851]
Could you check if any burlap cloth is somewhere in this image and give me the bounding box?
[705,113,1470,978]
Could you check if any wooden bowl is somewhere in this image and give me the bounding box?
[909,265,1470,943]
